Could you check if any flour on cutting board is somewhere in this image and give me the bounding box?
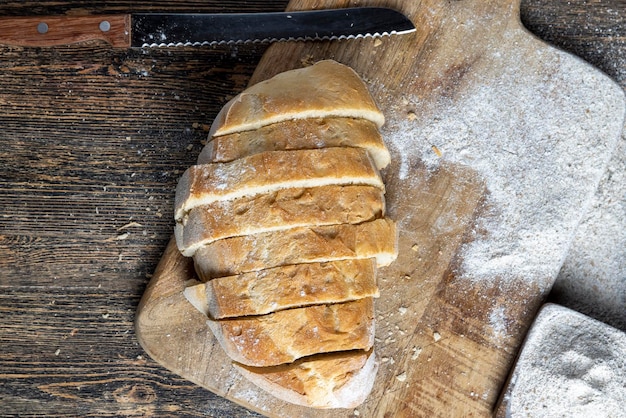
[382,44,625,297]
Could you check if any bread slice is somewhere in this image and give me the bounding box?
[193,218,398,280]
[207,298,375,367]
[175,185,385,257]
[174,147,383,222]
[184,259,379,319]
[198,117,390,170]
[234,349,378,409]
[208,60,384,138]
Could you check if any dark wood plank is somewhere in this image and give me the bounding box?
[0,2,286,416]
[521,0,626,84]
[0,287,260,417]
[1,0,624,416]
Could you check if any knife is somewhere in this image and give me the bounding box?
[0,7,415,48]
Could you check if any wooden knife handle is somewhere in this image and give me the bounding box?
[0,15,131,47]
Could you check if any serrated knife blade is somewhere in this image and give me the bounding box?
[0,8,415,48]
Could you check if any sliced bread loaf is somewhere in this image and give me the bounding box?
[176,59,394,409]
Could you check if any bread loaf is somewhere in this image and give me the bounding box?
[198,117,390,169]
[207,298,375,367]
[193,218,398,280]
[176,60,397,409]
[233,350,377,409]
[174,147,383,222]
[176,185,385,257]
[184,259,379,319]
[208,60,384,138]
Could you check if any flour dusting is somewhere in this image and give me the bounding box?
[382,39,625,293]
[489,305,508,342]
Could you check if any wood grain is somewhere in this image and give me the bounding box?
[137,0,624,416]
[1,0,625,417]
[0,2,286,417]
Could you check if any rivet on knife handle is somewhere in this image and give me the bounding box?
[0,15,131,47]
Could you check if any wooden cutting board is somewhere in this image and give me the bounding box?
[135,0,625,416]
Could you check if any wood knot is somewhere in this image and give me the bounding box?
[112,383,157,404]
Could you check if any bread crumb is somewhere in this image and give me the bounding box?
[407,111,417,121]
[300,54,315,66]
[411,244,419,251]
[117,221,142,230]
[431,145,443,157]
[353,410,360,416]
[373,38,383,47]
[54,349,61,356]
[396,371,407,382]
[433,332,441,342]
[411,346,423,361]
[104,232,129,242]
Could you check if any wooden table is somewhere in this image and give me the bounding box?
[1,1,623,416]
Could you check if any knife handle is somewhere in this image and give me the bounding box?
[0,15,131,47]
